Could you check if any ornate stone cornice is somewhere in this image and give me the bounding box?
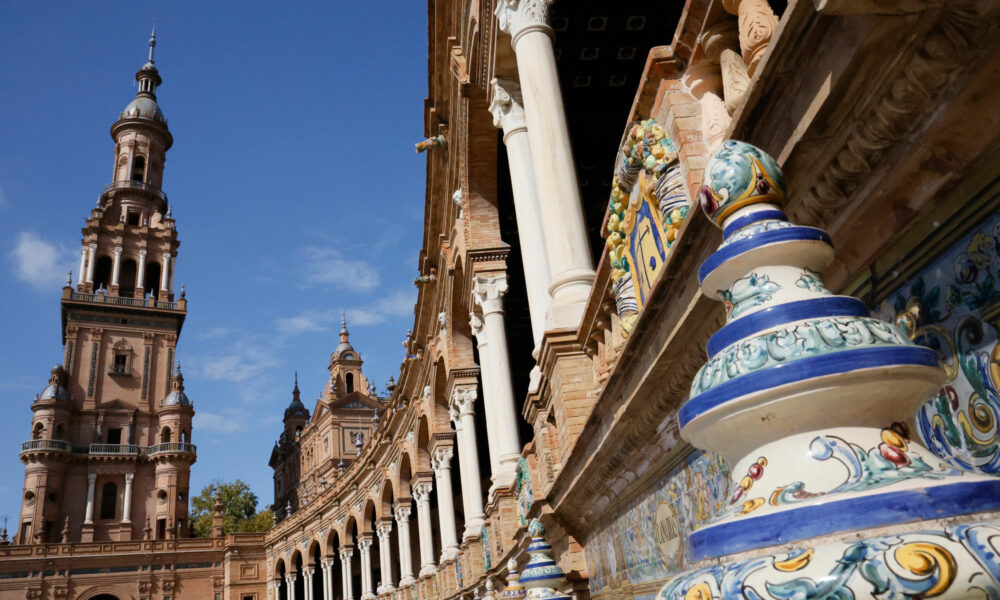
[489,78,528,138]
[472,274,508,315]
[495,0,554,44]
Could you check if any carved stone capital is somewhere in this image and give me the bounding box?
[472,274,509,316]
[357,537,372,552]
[377,521,393,537]
[451,386,477,417]
[394,505,412,522]
[489,78,528,136]
[431,446,453,473]
[339,548,354,560]
[495,0,554,43]
[412,482,433,503]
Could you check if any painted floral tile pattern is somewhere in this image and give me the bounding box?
[874,209,1000,474]
[584,451,730,593]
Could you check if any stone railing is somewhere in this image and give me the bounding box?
[101,179,168,203]
[20,439,73,452]
[146,442,197,455]
[69,291,179,311]
[88,443,139,455]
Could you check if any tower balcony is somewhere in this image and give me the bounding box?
[20,439,73,455]
[67,290,184,312]
[100,180,168,204]
[146,442,197,457]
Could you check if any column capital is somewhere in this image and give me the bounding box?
[339,548,354,560]
[473,274,509,315]
[139,249,147,256]
[125,473,134,483]
[451,386,477,417]
[304,566,315,576]
[412,482,433,502]
[287,572,298,583]
[87,473,97,483]
[377,521,393,537]
[495,0,554,44]
[358,537,373,552]
[489,78,528,137]
[114,246,123,255]
[431,446,453,473]
[321,558,334,568]
[449,403,463,428]
[394,505,412,521]
[88,243,97,250]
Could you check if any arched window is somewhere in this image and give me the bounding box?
[131,156,146,182]
[345,373,354,394]
[143,261,161,296]
[100,482,117,519]
[32,423,43,440]
[93,256,113,291]
[160,427,171,444]
[118,259,137,297]
[54,424,64,440]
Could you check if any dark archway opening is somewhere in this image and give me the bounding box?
[93,256,112,292]
[143,260,161,297]
[118,259,137,298]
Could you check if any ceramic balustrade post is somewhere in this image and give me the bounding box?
[653,139,1000,599]
[395,504,415,586]
[495,0,596,330]
[431,447,460,561]
[473,275,522,492]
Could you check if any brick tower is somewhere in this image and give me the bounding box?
[16,29,196,544]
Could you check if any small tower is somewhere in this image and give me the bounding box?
[327,313,370,397]
[152,363,196,539]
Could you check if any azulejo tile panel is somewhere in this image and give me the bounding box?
[584,452,730,594]
[875,209,1000,474]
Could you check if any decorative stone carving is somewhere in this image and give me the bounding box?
[473,274,509,315]
[719,49,751,114]
[494,0,553,41]
[489,79,528,136]
[452,387,477,416]
[470,312,485,340]
[722,0,779,77]
[700,91,730,152]
[412,482,433,503]
[431,446,453,473]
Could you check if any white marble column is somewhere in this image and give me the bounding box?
[413,482,437,576]
[495,0,595,330]
[394,504,415,586]
[470,313,500,476]
[286,573,298,600]
[340,548,354,600]
[136,249,147,293]
[304,566,315,600]
[473,275,522,490]
[160,254,170,292]
[376,521,395,593]
[358,536,374,600]
[272,579,282,600]
[111,246,123,287]
[78,247,88,287]
[431,447,460,561]
[84,473,97,524]
[322,558,334,600]
[85,244,97,283]
[121,473,134,524]
[451,389,486,537]
[489,78,552,353]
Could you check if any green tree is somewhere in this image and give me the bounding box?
[190,479,273,537]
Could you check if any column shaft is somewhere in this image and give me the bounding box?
[452,392,486,537]
[340,550,354,600]
[509,28,594,328]
[136,250,147,292]
[414,484,436,576]
[78,248,88,287]
[471,316,500,478]
[111,246,123,287]
[304,568,314,600]
[359,538,374,600]
[122,473,134,524]
[482,309,523,482]
[395,506,415,586]
[160,255,170,292]
[377,523,395,592]
[432,449,460,561]
[85,244,97,283]
[84,473,96,524]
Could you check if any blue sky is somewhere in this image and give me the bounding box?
[0,2,427,521]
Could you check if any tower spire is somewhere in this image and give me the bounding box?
[148,23,156,64]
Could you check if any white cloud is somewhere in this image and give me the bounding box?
[10,231,73,291]
[198,345,280,383]
[301,246,380,292]
[199,327,238,340]
[196,411,249,434]
[274,289,415,337]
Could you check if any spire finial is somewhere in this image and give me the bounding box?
[293,371,300,399]
[341,310,348,331]
[148,23,157,63]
